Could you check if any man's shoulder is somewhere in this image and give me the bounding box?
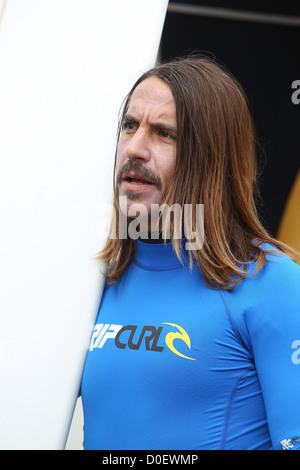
[252,243,300,286]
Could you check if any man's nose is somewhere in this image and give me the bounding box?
[125,128,151,162]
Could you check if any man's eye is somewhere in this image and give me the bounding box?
[159,130,176,141]
[122,122,136,132]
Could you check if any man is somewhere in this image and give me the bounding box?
[81,56,300,450]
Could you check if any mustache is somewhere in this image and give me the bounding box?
[116,160,162,191]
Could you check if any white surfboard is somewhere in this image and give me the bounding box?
[0,0,168,450]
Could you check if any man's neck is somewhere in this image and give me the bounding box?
[138,231,171,244]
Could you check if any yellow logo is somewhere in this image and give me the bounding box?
[162,322,196,360]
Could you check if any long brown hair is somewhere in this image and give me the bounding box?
[97,56,295,290]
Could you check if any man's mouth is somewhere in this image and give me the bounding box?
[123,174,154,185]
[116,161,162,191]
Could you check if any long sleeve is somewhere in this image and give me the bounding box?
[226,250,300,450]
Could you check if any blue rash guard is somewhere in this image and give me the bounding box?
[81,239,300,450]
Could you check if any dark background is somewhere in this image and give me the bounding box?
[159,1,300,237]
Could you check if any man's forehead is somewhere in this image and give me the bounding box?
[127,77,176,123]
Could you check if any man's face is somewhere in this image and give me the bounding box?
[116,77,177,221]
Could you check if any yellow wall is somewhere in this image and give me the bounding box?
[277,170,300,264]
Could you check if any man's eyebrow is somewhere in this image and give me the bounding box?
[154,122,177,135]
[122,114,138,124]
[122,114,177,134]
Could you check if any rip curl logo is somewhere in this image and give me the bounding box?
[162,322,195,360]
[281,437,300,450]
[89,322,196,360]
